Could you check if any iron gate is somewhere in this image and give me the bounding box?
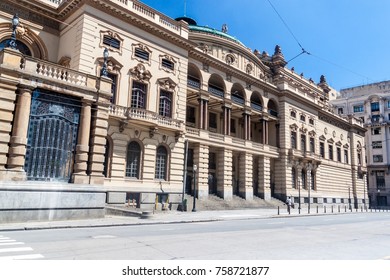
[24,90,81,182]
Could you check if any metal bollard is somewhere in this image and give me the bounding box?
[338,205,340,213]
[331,205,333,213]
[316,205,319,213]
[324,206,326,213]
[345,206,347,212]
[278,206,280,215]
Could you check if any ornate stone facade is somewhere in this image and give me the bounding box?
[0,0,367,223]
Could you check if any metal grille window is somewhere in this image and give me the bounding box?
[161,58,174,70]
[155,146,168,180]
[24,90,80,181]
[373,155,383,162]
[135,48,150,61]
[126,141,141,178]
[131,81,147,109]
[372,141,382,149]
[376,171,385,188]
[103,35,120,49]
[159,90,172,117]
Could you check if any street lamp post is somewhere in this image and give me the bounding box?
[308,163,312,214]
[348,186,352,210]
[8,14,19,50]
[100,48,109,77]
[298,179,301,214]
[192,164,197,212]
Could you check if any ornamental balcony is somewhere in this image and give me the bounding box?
[109,105,184,131]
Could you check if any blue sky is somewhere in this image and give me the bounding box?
[140,0,390,91]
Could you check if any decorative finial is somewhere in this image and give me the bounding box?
[221,24,228,33]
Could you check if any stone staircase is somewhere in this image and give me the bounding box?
[184,194,285,211]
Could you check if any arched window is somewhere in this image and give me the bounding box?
[292,167,296,189]
[126,141,141,178]
[0,39,32,56]
[155,146,168,180]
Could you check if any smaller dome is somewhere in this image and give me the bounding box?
[175,17,197,26]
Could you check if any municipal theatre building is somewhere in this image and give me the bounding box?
[0,0,367,222]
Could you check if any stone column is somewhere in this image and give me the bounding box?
[258,156,271,200]
[203,99,209,130]
[198,98,204,129]
[238,152,253,200]
[217,148,232,199]
[73,101,92,184]
[6,86,33,173]
[193,143,209,198]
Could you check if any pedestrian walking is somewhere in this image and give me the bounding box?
[286,196,292,214]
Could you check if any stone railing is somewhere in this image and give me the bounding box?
[109,105,183,130]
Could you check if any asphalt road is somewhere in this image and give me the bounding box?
[1,212,390,260]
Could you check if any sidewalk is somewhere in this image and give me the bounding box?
[0,206,366,232]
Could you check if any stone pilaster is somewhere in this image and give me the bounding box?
[88,106,109,185]
[0,81,18,177]
[194,143,209,198]
[258,156,271,200]
[217,149,232,199]
[239,152,253,199]
[73,101,92,184]
[6,86,33,177]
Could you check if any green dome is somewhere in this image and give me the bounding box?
[189,25,244,46]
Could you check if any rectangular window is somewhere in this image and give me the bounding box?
[309,118,314,125]
[209,112,217,129]
[159,90,172,117]
[161,58,174,70]
[103,35,120,49]
[371,102,380,112]
[135,48,150,61]
[291,131,297,149]
[372,115,380,123]
[300,134,306,152]
[373,155,383,162]
[344,150,348,163]
[337,147,341,162]
[310,137,315,153]
[186,106,195,124]
[320,142,325,158]
[376,171,385,188]
[107,72,118,103]
[131,81,147,109]
[372,141,382,149]
[300,115,306,122]
[372,128,381,135]
[353,105,364,113]
[187,148,193,167]
[328,144,333,160]
[388,100,390,108]
[337,108,343,114]
[230,119,236,133]
[209,152,216,170]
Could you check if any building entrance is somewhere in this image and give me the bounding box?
[24,90,81,182]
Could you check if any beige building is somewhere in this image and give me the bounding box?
[332,81,390,207]
[0,0,367,223]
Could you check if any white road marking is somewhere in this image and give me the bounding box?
[0,242,24,246]
[91,235,117,239]
[0,254,44,260]
[0,247,33,253]
[219,214,260,218]
[0,239,16,243]
[267,222,285,225]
